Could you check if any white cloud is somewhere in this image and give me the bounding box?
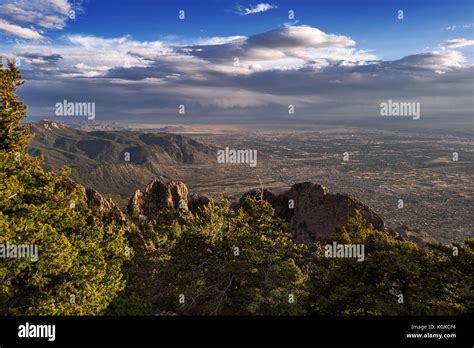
[188,26,373,72]
[442,23,474,31]
[442,25,457,31]
[12,35,176,77]
[392,50,466,73]
[247,26,355,48]
[441,38,474,49]
[235,3,277,16]
[0,19,44,39]
[0,0,76,39]
[194,36,247,45]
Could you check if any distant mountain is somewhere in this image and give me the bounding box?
[27,120,216,205]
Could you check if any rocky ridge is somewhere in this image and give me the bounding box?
[86,178,396,247]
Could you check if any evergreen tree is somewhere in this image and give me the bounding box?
[0,60,31,153]
[306,211,473,315]
[0,60,130,315]
[114,197,307,315]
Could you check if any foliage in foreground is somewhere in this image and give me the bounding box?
[0,61,129,315]
[112,197,308,315]
[307,211,473,315]
[114,205,473,316]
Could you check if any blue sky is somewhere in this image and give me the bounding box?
[0,0,473,125]
[36,0,474,60]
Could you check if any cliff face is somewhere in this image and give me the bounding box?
[280,182,386,245]
[240,182,388,246]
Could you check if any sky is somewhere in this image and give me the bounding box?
[0,0,473,126]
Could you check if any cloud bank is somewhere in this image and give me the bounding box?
[1,21,472,124]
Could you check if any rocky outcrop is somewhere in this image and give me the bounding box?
[240,182,387,247]
[85,188,127,225]
[281,182,385,245]
[126,179,188,220]
[116,178,393,247]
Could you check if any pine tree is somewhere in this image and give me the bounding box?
[0,60,130,315]
[113,197,308,315]
[0,59,31,153]
[306,211,473,315]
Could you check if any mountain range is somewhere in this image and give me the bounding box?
[28,120,216,205]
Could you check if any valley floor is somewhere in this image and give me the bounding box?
[183,126,473,244]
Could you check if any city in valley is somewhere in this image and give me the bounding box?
[190,124,473,244]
